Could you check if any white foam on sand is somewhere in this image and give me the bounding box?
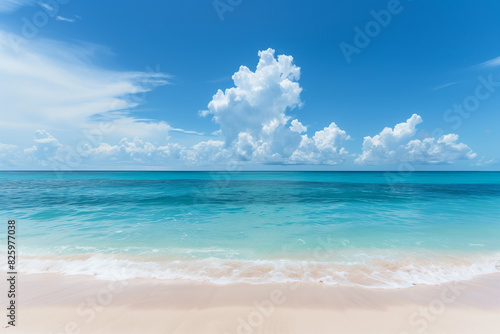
[7,251,500,289]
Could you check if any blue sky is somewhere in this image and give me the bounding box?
[0,0,499,170]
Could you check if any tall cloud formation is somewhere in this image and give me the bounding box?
[356,114,476,165]
[199,48,350,165]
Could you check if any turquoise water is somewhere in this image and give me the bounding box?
[1,171,499,287]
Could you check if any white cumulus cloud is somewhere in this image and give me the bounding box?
[201,48,349,165]
[1,48,352,168]
[289,122,350,165]
[356,114,476,165]
[290,119,307,133]
[1,39,478,170]
[205,48,302,142]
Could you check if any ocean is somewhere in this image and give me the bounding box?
[1,171,499,288]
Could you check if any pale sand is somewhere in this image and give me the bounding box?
[4,272,500,333]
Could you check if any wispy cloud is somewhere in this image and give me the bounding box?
[0,0,34,13]
[56,15,76,23]
[170,128,205,136]
[475,157,496,167]
[471,56,500,70]
[432,81,460,91]
[0,41,479,169]
[0,29,173,147]
[38,2,54,13]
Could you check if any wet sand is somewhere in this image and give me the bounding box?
[4,272,500,333]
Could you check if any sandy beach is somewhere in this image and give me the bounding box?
[4,272,499,334]
[2,0,500,331]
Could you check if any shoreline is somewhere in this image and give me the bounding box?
[7,272,500,333]
[13,250,500,288]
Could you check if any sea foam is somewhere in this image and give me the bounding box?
[6,252,500,289]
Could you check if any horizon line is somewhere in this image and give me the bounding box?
[1,170,499,173]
